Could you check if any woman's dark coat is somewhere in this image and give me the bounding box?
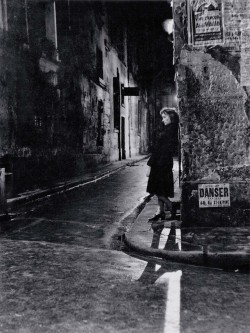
[146,123,178,198]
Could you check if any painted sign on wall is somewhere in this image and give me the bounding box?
[198,183,230,208]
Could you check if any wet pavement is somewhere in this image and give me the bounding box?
[0,238,249,333]
[125,195,250,271]
[3,160,149,249]
[0,158,249,332]
[0,240,167,333]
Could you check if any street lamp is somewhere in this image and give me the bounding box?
[162,19,173,35]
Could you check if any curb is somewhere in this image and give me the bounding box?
[108,194,152,249]
[124,236,250,271]
[7,156,149,211]
[124,214,250,271]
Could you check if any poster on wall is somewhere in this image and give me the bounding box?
[240,1,250,86]
[198,183,231,208]
[188,0,224,46]
[223,0,241,51]
[241,27,250,86]
[224,0,250,52]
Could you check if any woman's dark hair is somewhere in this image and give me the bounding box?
[160,107,179,125]
[160,107,179,153]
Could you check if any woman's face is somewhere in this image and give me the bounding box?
[162,113,171,126]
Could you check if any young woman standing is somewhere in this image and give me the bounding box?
[146,107,179,222]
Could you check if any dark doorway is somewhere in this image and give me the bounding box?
[97,100,104,147]
[113,71,121,160]
[121,117,126,160]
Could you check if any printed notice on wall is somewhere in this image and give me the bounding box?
[189,0,224,46]
[224,0,241,51]
[224,0,250,51]
[241,27,250,86]
[198,184,230,208]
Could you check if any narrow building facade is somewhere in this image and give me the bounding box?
[0,1,151,196]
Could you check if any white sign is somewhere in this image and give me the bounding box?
[198,183,230,208]
[195,10,221,34]
[188,0,224,46]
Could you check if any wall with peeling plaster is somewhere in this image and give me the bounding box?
[173,0,250,226]
[0,2,149,196]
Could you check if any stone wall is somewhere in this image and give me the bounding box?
[178,49,249,180]
[173,0,250,226]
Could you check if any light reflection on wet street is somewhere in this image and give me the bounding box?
[0,162,249,332]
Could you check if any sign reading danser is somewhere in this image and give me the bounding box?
[198,183,230,208]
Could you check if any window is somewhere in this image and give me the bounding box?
[138,100,142,134]
[96,47,103,80]
[121,84,124,105]
[34,116,43,128]
[97,100,104,146]
[113,75,120,130]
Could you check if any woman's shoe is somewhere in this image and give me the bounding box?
[165,206,177,220]
[148,212,165,222]
[171,204,177,219]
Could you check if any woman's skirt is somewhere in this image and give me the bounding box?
[146,166,174,198]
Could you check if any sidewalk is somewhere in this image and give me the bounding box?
[124,197,250,272]
[6,155,149,212]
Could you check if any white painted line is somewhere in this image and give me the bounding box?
[156,270,182,333]
[155,264,161,271]
[159,228,170,249]
[9,218,44,234]
[176,228,182,251]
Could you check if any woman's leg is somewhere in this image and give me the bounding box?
[157,196,177,219]
[158,197,165,214]
[158,195,172,212]
[148,196,166,222]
